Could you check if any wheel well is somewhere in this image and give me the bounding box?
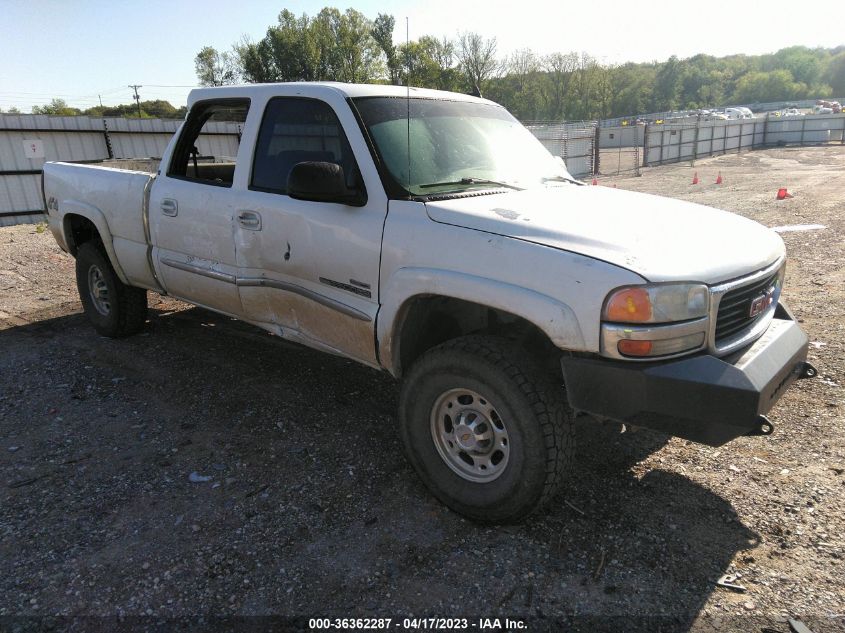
[395,296,562,379]
[63,214,101,256]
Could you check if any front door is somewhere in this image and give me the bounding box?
[234,96,387,366]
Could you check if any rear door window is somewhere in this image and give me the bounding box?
[167,99,249,187]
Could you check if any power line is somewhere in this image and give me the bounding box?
[0,82,194,113]
[143,84,200,88]
[0,86,128,98]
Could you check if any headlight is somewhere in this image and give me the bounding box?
[603,283,709,324]
[601,283,711,359]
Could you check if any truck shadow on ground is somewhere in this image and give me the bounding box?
[0,305,759,631]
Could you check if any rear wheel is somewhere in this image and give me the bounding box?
[75,241,147,338]
[398,335,574,523]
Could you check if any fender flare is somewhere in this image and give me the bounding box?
[60,200,130,285]
[378,267,586,376]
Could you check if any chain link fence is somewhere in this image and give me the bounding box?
[523,121,597,178]
[596,123,642,176]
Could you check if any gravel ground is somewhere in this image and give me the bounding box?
[0,146,843,632]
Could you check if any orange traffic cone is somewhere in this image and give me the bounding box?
[715,172,723,185]
[776,187,793,200]
[692,172,699,185]
[592,177,598,185]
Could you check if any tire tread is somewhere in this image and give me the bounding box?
[76,241,147,338]
[401,334,575,522]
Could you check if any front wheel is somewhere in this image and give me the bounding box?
[75,241,148,338]
[398,335,574,523]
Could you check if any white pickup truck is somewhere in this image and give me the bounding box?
[43,83,815,522]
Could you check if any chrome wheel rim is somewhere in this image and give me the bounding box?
[87,264,111,316]
[429,388,510,483]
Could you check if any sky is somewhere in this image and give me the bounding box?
[1,0,844,112]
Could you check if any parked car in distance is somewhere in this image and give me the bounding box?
[724,107,755,120]
[815,100,842,114]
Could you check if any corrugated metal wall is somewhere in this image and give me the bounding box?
[0,114,241,224]
[643,114,845,166]
[6,109,843,225]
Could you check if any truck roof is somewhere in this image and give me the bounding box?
[187,82,498,108]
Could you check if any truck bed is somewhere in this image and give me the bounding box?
[43,162,159,290]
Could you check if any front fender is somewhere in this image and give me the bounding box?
[59,200,130,285]
[378,267,586,376]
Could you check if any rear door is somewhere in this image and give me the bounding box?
[148,99,249,316]
[233,96,387,366]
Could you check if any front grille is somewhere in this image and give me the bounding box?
[715,270,780,343]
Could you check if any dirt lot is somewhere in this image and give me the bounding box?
[1,146,843,632]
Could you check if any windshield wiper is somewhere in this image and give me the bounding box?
[419,177,523,191]
[542,175,583,185]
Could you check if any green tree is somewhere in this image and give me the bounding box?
[492,49,542,119]
[235,35,279,83]
[767,46,823,86]
[542,52,578,119]
[231,7,381,84]
[199,10,845,119]
[31,99,81,116]
[731,69,806,103]
[82,100,185,119]
[457,32,499,97]
[652,55,685,111]
[424,36,460,91]
[371,13,400,84]
[609,63,656,117]
[195,46,238,86]
[397,36,461,91]
[314,8,383,83]
[824,51,845,96]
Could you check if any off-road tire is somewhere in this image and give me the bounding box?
[398,335,574,523]
[75,241,147,338]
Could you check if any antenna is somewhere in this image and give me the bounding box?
[406,16,411,192]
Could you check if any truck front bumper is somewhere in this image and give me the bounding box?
[560,307,814,446]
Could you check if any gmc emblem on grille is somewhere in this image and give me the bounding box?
[749,286,776,317]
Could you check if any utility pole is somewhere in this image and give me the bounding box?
[128,84,142,118]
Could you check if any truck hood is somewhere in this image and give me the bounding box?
[424,186,785,284]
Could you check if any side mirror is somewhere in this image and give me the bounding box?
[287,161,366,206]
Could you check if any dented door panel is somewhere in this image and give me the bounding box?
[234,189,384,366]
[149,177,244,316]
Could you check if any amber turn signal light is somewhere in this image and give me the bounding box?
[617,339,653,356]
[605,287,653,323]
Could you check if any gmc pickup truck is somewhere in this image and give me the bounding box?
[43,83,815,523]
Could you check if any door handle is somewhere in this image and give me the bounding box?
[237,210,262,231]
[160,199,178,217]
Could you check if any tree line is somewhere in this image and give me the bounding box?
[195,7,845,121]
[0,99,188,119]
[4,7,843,122]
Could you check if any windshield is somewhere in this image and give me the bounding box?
[352,97,574,196]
